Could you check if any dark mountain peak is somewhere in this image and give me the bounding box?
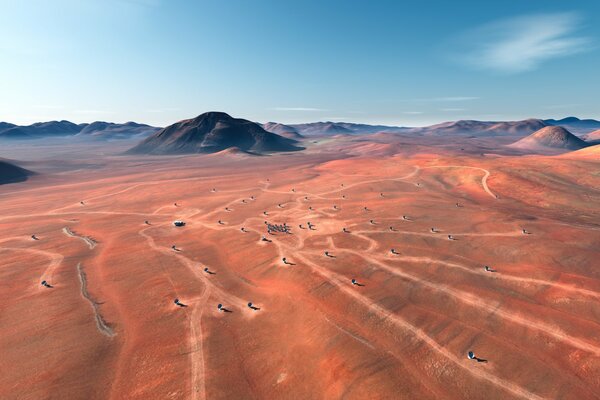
[127,112,304,155]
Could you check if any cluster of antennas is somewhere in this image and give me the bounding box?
[266,221,291,234]
[173,220,186,227]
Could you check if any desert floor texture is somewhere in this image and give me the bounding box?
[1,137,600,400]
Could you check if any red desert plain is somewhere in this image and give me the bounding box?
[1,131,600,400]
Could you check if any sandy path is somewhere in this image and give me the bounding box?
[62,227,97,249]
[329,248,600,356]
[76,263,115,337]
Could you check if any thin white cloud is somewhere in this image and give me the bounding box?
[270,107,327,112]
[441,108,466,112]
[402,111,424,115]
[457,12,591,73]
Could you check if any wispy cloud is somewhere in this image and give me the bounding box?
[270,107,327,112]
[456,12,592,73]
[402,111,424,115]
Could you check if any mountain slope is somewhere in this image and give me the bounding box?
[583,129,600,144]
[0,160,34,184]
[128,112,304,155]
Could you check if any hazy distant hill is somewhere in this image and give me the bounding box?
[289,121,405,135]
[583,129,600,144]
[509,126,588,152]
[0,120,160,140]
[544,117,600,136]
[262,122,304,139]
[0,159,33,184]
[128,112,304,155]
[410,119,547,136]
[77,121,160,139]
[0,120,81,139]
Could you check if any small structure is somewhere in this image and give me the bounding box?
[173,220,186,227]
[391,248,399,255]
[351,278,364,286]
[203,267,216,275]
[369,219,375,225]
[325,251,335,258]
[31,234,39,240]
[174,298,187,307]
[448,235,455,240]
[402,215,409,220]
[41,280,52,288]
[343,227,349,233]
[484,265,496,273]
[247,302,260,311]
[261,236,272,242]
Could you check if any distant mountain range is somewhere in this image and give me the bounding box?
[1,115,599,142]
[127,112,304,155]
[289,121,406,135]
[0,120,160,140]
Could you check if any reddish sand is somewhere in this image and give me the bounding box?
[1,136,599,399]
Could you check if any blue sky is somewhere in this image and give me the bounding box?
[0,0,598,127]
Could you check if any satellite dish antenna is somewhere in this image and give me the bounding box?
[467,351,475,360]
[217,304,223,311]
[247,302,253,308]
